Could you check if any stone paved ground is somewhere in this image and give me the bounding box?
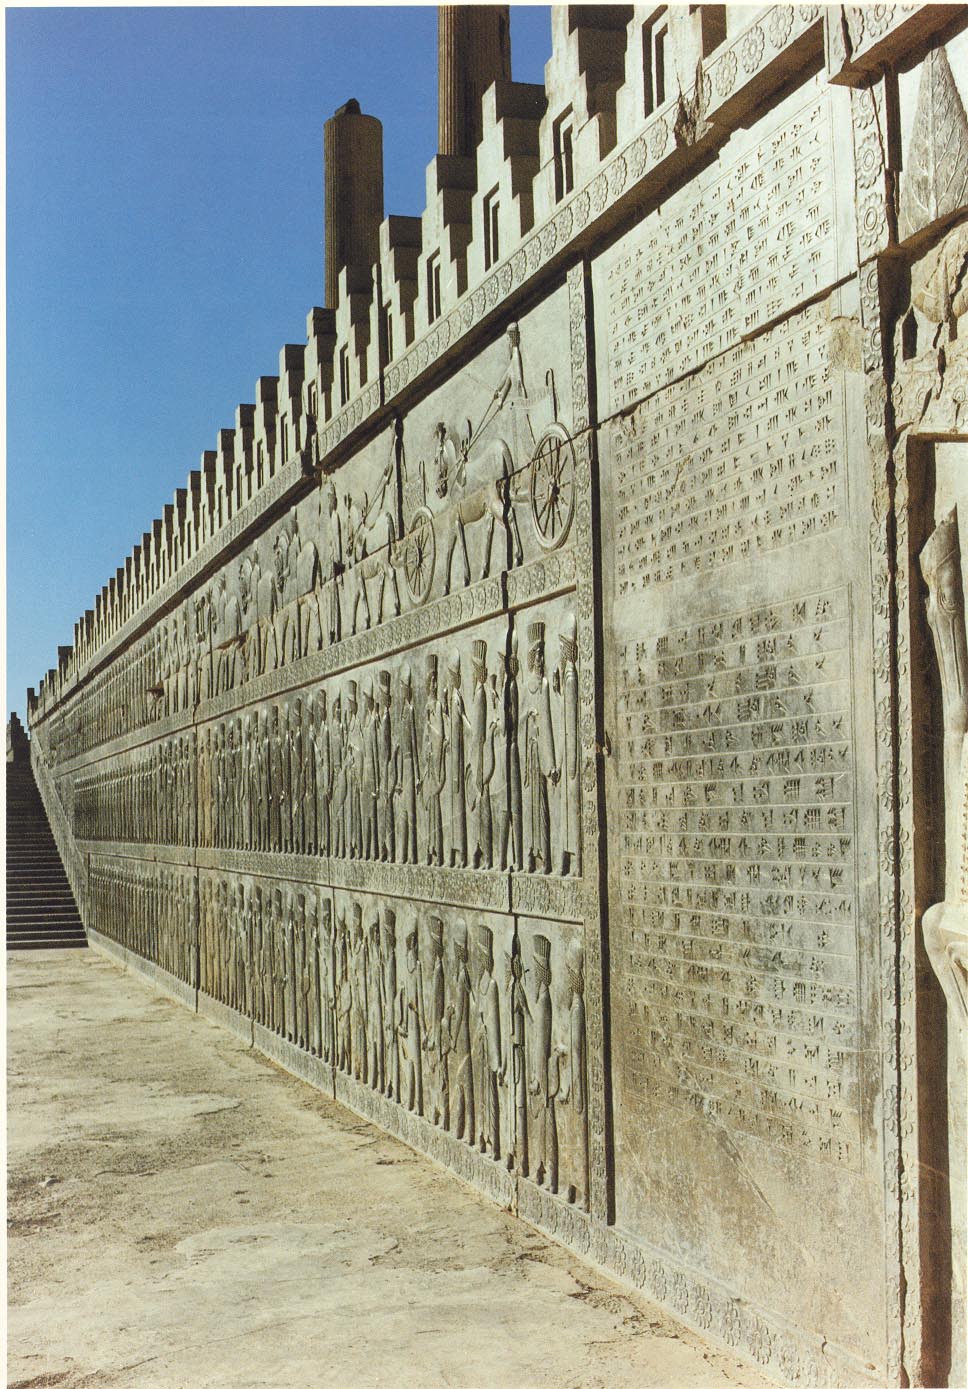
[7,948,775,1389]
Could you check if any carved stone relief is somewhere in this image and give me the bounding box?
[28,23,968,1388]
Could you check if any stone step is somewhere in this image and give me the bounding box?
[6,937,88,951]
[8,898,79,911]
[6,765,84,951]
[8,906,84,920]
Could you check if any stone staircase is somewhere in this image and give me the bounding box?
[7,763,87,950]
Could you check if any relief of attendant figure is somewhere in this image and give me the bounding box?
[349,903,369,1082]
[470,640,497,869]
[295,894,310,1050]
[475,923,503,1158]
[399,921,424,1114]
[255,708,271,852]
[271,893,286,1034]
[323,483,343,646]
[528,934,561,1194]
[295,510,323,658]
[330,692,347,859]
[250,888,264,1025]
[269,706,284,852]
[360,678,380,861]
[377,671,398,863]
[381,909,400,1102]
[273,524,299,668]
[503,934,531,1177]
[561,939,589,1209]
[445,653,471,868]
[501,633,524,871]
[422,655,446,867]
[256,543,280,673]
[345,682,364,860]
[335,907,353,1073]
[304,699,319,857]
[279,702,294,855]
[313,690,332,857]
[290,697,305,856]
[556,612,582,878]
[423,916,449,1129]
[284,896,297,1043]
[318,899,335,1064]
[447,919,475,1144]
[366,910,385,1094]
[524,622,559,875]
[397,666,421,865]
[241,546,261,680]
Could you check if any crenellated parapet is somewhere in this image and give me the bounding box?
[27,4,866,699]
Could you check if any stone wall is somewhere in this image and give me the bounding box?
[27,7,968,1386]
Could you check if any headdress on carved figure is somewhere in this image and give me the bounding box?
[533,933,552,985]
[475,923,494,965]
[559,612,578,663]
[566,939,584,992]
[453,918,468,957]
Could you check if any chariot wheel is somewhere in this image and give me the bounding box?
[530,423,576,551]
[403,506,436,606]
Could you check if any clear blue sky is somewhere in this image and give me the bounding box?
[7,4,552,721]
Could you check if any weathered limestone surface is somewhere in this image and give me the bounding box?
[25,7,968,1386]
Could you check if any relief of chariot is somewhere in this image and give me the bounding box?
[348,323,578,616]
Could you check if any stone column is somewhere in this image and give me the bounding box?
[438,5,511,158]
[323,99,384,310]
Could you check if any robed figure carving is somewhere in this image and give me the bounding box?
[920,503,968,1386]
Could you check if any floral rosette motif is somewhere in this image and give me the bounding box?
[608,154,628,199]
[856,138,881,189]
[768,6,793,49]
[740,24,765,73]
[649,115,668,162]
[846,6,865,46]
[866,4,892,38]
[715,48,738,98]
[541,220,558,260]
[627,134,648,179]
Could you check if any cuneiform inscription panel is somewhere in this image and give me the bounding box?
[605,86,839,411]
[610,299,845,595]
[615,588,860,1169]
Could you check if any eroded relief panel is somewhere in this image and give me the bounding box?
[53,286,603,1234]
